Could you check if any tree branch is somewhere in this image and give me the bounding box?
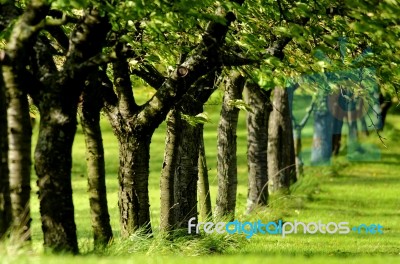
[48,9,81,24]
[3,0,50,63]
[113,45,138,118]
[135,3,242,129]
[131,63,166,90]
[46,26,70,52]
[222,52,260,66]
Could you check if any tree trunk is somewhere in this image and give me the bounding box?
[2,64,32,242]
[160,70,221,233]
[80,76,113,247]
[160,111,201,233]
[117,133,152,237]
[245,81,271,213]
[347,95,359,154]
[0,77,12,239]
[311,96,332,165]
[330,92,345,156]
[359,115,369,136]
[172,109,200,231]
[34,107,78,253]
[160,111,180,233]
[197,126,212,221]
[32,8,110,253]
[268,87,296,194]
[293,127,303,177]
[215,71,245,219]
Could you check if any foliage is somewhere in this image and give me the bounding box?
[180,112,211,126]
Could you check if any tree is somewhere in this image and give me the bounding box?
[267,87,296,193]
[245,81,271,213]
[160,70,220,233]
[331,92,346,156]
[0,75,12,239]
[79,70,113,247]
[197,126,212,221]
[1,0,45,243]
[160,108,201,233]
[103,1,242,236]
[311,93,333,165]
[30,6,111,253]
[291,90,314,177]
[215,70,245,219]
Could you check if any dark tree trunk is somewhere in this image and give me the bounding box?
[268,87,296,194]
[79,74,113,247]
[0,77,12,239]
[311,96,333,165]
[105,56,152,237]
[2,65,32,242]
[0,0,20,240]
[0,1,44,243]
[34,108,78,253]
[117,133,152,236]
[160,70,220,233]
[330,92,345,156]
[197,126,212,221]
[215,71,245,219]
[172,109,200,231]
[245,81,271,213]
[347,96,359,154]
[359,115,369,136]
[160,107,201,233]
[160,111,180,233]
[160,109,198,233]
[31,8,110,253]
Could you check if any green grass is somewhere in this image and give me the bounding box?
[2,89,400,263]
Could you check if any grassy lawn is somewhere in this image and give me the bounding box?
[1,89,400,263]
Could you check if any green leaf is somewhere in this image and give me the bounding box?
[180,112,211,126]
[228,99,253,112]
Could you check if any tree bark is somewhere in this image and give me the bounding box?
[2,65,32,242]
[311,96,332,165]
[347,95,359,154]
[0,1,45,242]
[160,111,180,233]
[215,71,245,219]
[31,8,110,253]
[79,74,113,247]
[0,76,12,239]
[171,109,200,231]
[197,126,212,221]
[160,71,220,233]
[330,92,345,156]
[292,99,314,177]
[293,128,303,176]
[245,81,271,213]
[117,133,152,236]
[34,110,78,253]
[267,87,296,194]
